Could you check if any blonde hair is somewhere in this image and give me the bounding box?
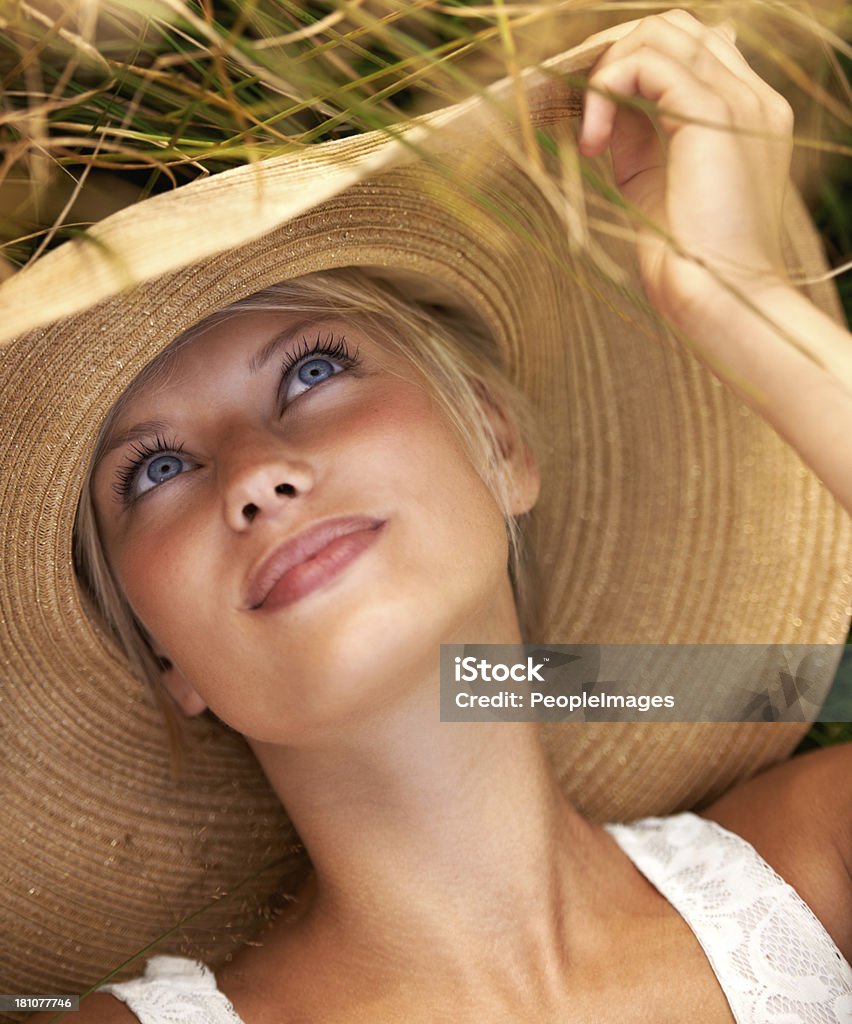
[73,267,541,778]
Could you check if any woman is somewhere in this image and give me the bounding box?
[8,9,851,1023]
[78,272,852,1022]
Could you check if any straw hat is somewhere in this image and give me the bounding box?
[1,20,849,1011]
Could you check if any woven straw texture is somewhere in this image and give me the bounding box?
[0,30,849,1013]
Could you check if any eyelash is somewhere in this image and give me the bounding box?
[278,332,357,389]
[113,331,360,506]
[113,434,186,505]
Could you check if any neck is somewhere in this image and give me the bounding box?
[244,587,633,999]
[259,701,589,934]
[250,705,622,1008]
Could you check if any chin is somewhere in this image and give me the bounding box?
[212,558,513,743]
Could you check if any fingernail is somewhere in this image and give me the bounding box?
[716,18,737,42]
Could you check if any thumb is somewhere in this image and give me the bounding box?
[608,101,666,195]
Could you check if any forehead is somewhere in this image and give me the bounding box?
[153,309,341,374]
[102,307,406,436]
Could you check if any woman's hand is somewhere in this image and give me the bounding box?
[579,8,794,324]
[579,10,852,517]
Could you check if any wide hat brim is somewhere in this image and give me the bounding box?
[1,23,850,1009]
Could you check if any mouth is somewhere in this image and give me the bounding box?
[245,516,386,612]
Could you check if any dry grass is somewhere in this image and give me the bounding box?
[1,1,849,268]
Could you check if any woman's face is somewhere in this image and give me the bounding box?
[92,309,538,744]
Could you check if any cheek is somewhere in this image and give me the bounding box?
[349,386,509,579]
[111,515,212,654]
[346,381,499,519]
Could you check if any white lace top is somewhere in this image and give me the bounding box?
[98,956,243,1024]
[604,813,852,1023]
[97,812,852,1024]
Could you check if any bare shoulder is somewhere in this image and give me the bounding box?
[26,993,136,1024]
[701,742,852,960]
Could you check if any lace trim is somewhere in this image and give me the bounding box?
[98,954,245,1024]
[97,815,852,1024]
[605,813,852,1024]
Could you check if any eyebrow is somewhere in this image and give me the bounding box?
[246,317,329,374]
[99,318,334,463]
[100,419,175,461]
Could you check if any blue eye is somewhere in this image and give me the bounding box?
[283,354,345,403]
[113,436,198,505]
[146,454,185,486]
[298,357,336,386]
[132,450,196,499]
[279,334,359,406]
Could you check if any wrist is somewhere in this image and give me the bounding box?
[667,277,852,400]
[665,273,795,336]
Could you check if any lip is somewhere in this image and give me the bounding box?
[244,516,386,611]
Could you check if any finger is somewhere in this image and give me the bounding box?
[578,9,719,46]
[581,47,733,157]
[714,19,738,45]
[587,10,787,109]
[589,13,749,96]
[580,45,791,160]
[605,102,666,193]
[638,11,755,84]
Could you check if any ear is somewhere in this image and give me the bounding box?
[157,656,208,717]
[474,382,540,516]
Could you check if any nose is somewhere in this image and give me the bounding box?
[221,430,315,532]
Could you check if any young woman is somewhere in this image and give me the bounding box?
[76,270,852,1024]
[11,9,851,1023]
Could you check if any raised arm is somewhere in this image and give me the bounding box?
[579,9,852,515]
[701,741,852,962]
